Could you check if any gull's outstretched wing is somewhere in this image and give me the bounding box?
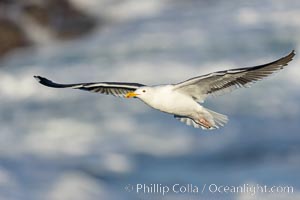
[34,76,145,98]
[173,50,295,102]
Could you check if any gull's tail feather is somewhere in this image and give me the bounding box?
[205,108,228,128]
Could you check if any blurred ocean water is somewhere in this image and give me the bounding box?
[0,0,300,199]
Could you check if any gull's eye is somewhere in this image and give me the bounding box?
[142,90,146,93]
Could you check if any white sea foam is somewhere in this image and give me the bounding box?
[1,0,300,199]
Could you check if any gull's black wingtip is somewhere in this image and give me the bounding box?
[34,75,57,87]
[285,49,296,63]
[33,75,77,88]
[288,50,296,60]
[291,49,296,56]
[34,75,42,82]
[34,75,49,84]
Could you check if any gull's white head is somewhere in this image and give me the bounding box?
[125,87,153,101]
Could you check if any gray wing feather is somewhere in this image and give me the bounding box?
[173,50,295,102]
[34,76,145,98]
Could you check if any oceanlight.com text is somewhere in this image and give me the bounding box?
[124,183,294,196]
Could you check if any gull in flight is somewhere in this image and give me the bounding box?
[35,50,295,130]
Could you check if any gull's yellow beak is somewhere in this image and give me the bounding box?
[125,92,138,98]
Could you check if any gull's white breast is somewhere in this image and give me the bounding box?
[141,85,201,116]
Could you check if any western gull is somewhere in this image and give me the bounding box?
[34,50,295,130]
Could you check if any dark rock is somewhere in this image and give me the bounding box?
[0,0,98,58]
[23,0,97,39]
[0,18,29,57]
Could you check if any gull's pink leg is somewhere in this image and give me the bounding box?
[198,117,212,129]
